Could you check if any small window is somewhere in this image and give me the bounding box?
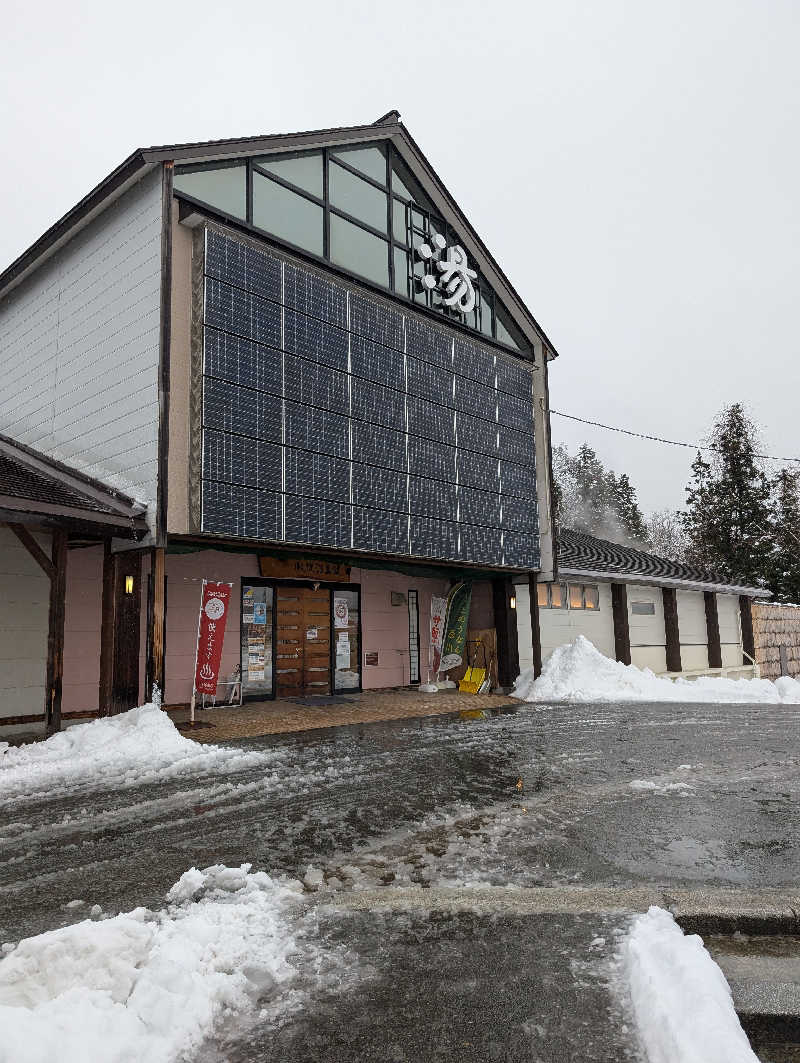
[252,171,324,256]
[584,586,600,610]
[549,583,567,609]
[631,601,656,615]
[254,153,323,199]
[537,583,549,608]
[329,161,388,232]
[393,246,409,295]
[331,145,387,185]
[174,165,247,220]
[330,214,390,287]
[568,584,584,610]
[393,198,409,243]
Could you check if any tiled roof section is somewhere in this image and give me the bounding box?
[0,451,121,514]
[558,528,729,587]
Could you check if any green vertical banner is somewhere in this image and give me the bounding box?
[440,582,473,670]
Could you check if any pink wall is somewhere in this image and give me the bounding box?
[62,545,104,713]
[354,567,450,688]
[163,550,260,706]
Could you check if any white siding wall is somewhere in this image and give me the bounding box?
[516,582,616,671]
[628,584,667,673]
[0,171,163,525]
[718,593,743,666]
[677,589,709,671]
[0,526,50,731]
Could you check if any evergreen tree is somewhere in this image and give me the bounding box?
[682,404,773,586]
[552,443,649,546]
[768,468,800,603]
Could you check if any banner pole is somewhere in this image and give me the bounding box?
[189,578,206,728]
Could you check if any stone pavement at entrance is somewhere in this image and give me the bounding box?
[168,689,517,742]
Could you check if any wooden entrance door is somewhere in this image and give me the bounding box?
[275,586,331,697]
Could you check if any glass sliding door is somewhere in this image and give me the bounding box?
[241,583,274,699]
[332,587,361,692]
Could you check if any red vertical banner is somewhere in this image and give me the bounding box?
[193,581,233,696]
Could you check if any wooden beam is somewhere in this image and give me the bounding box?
[739,595,755,666]
[7,522,55,579]
[611,583,631,665]
[44,529,67,735]
[704,592,722,669]
[662,588,682,673]
[528,573,543,678]
[492,576,520,690]
[98,542,115,715]
[147,546,167,702]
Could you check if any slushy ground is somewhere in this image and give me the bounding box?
[2,699,798,1060]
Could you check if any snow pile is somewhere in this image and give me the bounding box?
[0,864,309,1063]
[0,704,271,799]
[623,906,758,1063]
[513,636,800,704]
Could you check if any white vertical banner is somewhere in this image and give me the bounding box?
[430,596,447,678]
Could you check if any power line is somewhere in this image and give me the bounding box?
[548,409,800,465]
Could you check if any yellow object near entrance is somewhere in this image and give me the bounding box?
[458,666,487,694]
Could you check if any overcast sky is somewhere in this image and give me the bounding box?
[2,0,797,514]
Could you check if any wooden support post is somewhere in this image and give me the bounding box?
[704,591,722,669]
[492,576,520,690]
[528,573,543,678]
[7,523,55,579]
[98,542,115,715]
[147,546,166,704]
[739,595,755,666]
[662,588,682,673]
[45,530,67,736]
[611,583,631,665]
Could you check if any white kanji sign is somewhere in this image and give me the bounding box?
[418,234,478,314]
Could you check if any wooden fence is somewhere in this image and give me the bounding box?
[752,602,800,680]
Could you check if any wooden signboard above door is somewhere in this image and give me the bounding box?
[259,556,351,582]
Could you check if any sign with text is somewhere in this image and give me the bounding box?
[440,582,473,671]
[259,556,351,582]
[430,595,447,676]
[193,580,233,696]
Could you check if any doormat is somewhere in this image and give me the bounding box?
[287,696,357,707]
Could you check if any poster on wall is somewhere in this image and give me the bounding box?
[336,633,350,668]
[247,637,266,681]
[440,582,473,671]
[193,580,234,696]
[334,597,349,629]
[253,602,267,626]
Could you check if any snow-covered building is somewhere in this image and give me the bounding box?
[515,529,769,679]
[0,111,560,731]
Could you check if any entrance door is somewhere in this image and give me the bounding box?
[111,552,141,713]
[275,586,331,697]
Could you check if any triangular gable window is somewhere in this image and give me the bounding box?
[174,141,525,351]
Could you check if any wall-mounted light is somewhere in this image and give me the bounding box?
[510,595,517,610]
[124,575,134,594]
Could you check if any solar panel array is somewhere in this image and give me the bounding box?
[201,229,540,568]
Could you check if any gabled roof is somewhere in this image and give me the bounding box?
[0,433,148,537]
[558,528,770,598]
[0,111,558,359]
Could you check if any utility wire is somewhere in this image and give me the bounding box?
[548,409,800,465]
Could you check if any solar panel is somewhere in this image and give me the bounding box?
[200,229,539,568]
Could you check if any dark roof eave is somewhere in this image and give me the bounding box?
[0,496,148,537]
[559,564,771,599]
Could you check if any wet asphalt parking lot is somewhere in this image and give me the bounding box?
[2,699,799,1060]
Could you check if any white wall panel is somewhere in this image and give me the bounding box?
[533,582,616,663]
[0,527,50,723]
[717,594,741,646]
[0,171,163,527]
[627,585,665,651]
